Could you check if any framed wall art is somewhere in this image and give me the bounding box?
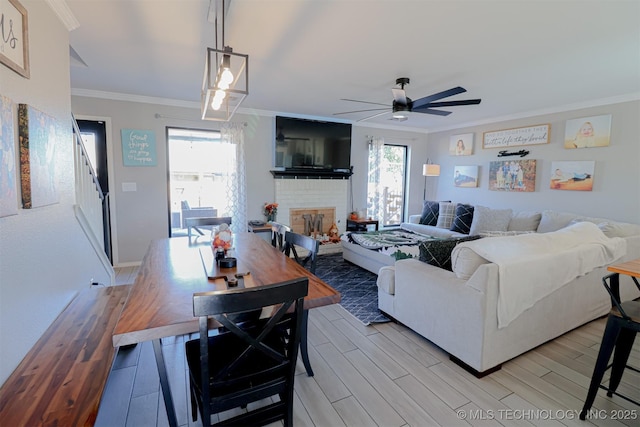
[489,159,536,192]
[564,115,611,149]
[0,94,18,216]
[550,161,595,191]
[121,129,157,166]
[0,0,30,78]
[453,165,479,188]
[18,104,59,208]
[483,124,550,149]
[449,133,473,156]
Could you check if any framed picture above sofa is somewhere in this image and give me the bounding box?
[489,159,536,192]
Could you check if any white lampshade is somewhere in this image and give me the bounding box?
[423,163,441,177]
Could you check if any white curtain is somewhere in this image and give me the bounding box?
[221,122,247,233]
[367,136,385,222]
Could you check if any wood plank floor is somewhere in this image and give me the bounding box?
[97,268,640,427]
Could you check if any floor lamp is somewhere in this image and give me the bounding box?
[423,162,441,200]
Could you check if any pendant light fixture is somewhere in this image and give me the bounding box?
[201,0,249,121]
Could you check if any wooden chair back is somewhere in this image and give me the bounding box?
[284,231,319,274]
[270,221,291,252]
[186,278,308,426]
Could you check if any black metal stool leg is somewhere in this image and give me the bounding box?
[607,327,636,397]
[580,315,621,420]
[300,309,314,376]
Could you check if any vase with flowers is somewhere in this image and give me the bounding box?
[263,202,278,223]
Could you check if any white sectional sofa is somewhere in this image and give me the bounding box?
[376,207,640,375]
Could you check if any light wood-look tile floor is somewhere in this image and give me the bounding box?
[97,268,640,427]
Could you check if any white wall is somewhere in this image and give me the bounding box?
[425,101,640,224]
[0,1,111,385]
[70,96,430,264]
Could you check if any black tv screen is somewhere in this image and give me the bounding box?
[275,116,351,170]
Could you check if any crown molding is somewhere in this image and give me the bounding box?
[425,92,640,134]
[71,87,639,135]
[44,0,80,31]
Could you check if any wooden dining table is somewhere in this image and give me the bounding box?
[112,233,340,427]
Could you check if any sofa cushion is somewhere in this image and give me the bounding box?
[450,204,474,234]
[508,211,542,231]
[435,202,456,229]
[418,235,481,271]
[569,218,640,238]
[419,200,440,226]
[537,210,579,233]
[451,246,490,279]
[469,206,512,235]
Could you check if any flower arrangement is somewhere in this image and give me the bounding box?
[263,202,278,221]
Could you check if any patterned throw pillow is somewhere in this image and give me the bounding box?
[419,200,440,225]
[419,235,481,271]
[435,202,456,229]
[450,203,474,234]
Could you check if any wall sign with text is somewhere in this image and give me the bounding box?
[0,0,30,78]
[482,124,550,149]
[121,129,157,166]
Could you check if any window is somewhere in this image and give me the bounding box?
[367,140,407,227]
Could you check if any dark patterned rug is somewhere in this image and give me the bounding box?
[314,253,390,325]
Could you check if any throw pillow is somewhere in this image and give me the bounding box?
[537,210,579,233]
[450,203,474,234]
[435,202,456,229]
[508,211,542,232]
[418,235,481,271]
[469,206,512,235]
[419,200,440,226]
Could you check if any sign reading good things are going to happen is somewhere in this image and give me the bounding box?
[121,129,157,166]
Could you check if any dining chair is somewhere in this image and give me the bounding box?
[270,222,290,252]
[186,216,232,241]
[283,231,319,274]
[185,278,308,427]
[283,231,320,377]
[580,273,640,419]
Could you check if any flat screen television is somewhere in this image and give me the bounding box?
[274,116,352,171]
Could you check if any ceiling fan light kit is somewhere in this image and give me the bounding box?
[335,76,481,121]
[201,0,249,121]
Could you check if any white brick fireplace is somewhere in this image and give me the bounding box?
[274,178,349,234]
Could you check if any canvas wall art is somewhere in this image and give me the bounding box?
[550,161,595,191]
[18,104,58,208]
[564,115,611,149]
[0,95,18,217]
[449,133,473,156]
[121,128,157,166]
[489,159,536,192]
[453,165,479,187]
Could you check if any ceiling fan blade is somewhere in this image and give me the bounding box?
[358,110,391,122]
[340,98,389,107]
[392,88,407,104]
[411,107,452,116]
[333,108,389,116]
[420,99,482,108]
[412,86,467,109]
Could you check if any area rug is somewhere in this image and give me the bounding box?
[314,252,390,325]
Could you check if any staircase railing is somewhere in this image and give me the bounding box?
[72,115,113,280]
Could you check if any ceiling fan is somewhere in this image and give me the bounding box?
[334,77,481,121]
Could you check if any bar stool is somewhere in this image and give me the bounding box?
[580,273,640,420]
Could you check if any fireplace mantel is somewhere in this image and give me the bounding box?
[270,168,353,179]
